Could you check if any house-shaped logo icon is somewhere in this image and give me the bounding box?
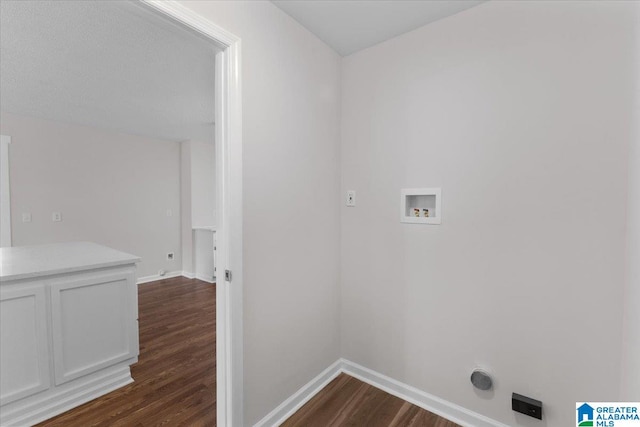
[577,403,595,426]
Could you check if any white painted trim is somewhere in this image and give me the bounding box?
[0,135,12,247]
[135,271,216,285]
[0,365,132,427]
[136,270,184,285]
[137,3,243,426]
[195,274,216,284]
[253,360,343,427]
[257,359,508,427]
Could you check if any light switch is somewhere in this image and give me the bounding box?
[166,209,173,217]
[22,213,32,223]
[52,212,62,222]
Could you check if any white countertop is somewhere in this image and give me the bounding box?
[0,242,140,282]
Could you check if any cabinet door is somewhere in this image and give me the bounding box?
[50,269,138,385]
[0,284,51,405]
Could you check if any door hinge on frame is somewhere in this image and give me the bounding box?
[225,270,232,282]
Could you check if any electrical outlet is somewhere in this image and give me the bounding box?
[52,212,62,222]
[167,252,174,261]
[22,213,32,223]
[346,190,356,207]
[166,209,173,217]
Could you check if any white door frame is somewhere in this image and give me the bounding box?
[0,135,11,247]
[139,2,243,426]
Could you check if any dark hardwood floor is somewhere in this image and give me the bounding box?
[38,277,216,427]
[282,373,460,427]
[37,277,456,427]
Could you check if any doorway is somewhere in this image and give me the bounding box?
[139,3,243,425]
[0,1,242,425]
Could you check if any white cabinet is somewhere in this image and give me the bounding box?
[50,269,138,385]
[0,242,140,426]
[0,284,50,406]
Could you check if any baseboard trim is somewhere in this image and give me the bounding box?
[194,274,216,284]
[0,365,133,426]
[341,359,509,427]
[136,271,214,285]
[253,359,343,427]
[254,358,508,427]
[136,270,183,284]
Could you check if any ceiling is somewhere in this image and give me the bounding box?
[0,0,218,143]
[272,0,485,56]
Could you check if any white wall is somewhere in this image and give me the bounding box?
[622,7,640,399]
[622,105,640,400]
[0,111,182,279]
[180,141,194,274]
[340,2,638,427]
[190,140,216,227]
[178,2,342,425]
[180,139,215,275]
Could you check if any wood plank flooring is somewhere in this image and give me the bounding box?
[37,276,456,427]
[37,277,216,427]
[282,373,460,427]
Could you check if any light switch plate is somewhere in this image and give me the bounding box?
[22,213,32,223]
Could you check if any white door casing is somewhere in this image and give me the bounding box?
[137,2,243,426]
[0,135,11,247]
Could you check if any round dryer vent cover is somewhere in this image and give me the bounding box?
[470,369,493,391]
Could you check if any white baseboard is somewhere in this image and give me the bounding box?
[195,273,216,284]
[136,271,214,285]
[254,358,508,427]
[253,360,343,427]
[341,359,509,427]
[136,270,184,284]
[0,365,133,426]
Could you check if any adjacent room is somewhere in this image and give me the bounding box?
[0,1,638,427]
[0,1,219,425]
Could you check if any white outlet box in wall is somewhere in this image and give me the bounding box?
[400,188,441,224]
[346,190,356,207]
